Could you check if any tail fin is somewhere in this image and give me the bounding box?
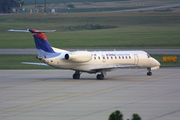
[9,29,61,58]
[28,29,55,57]
[28,29,60,58]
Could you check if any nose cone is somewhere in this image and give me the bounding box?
[152,58,161,66]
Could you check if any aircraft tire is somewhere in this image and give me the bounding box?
[147,72,152,76]
[73,74,80,79]
[96,74,104,80]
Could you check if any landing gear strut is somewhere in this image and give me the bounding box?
[147,67,152,76]
[73,71,81,79]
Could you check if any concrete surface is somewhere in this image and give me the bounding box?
[0,68,180,120]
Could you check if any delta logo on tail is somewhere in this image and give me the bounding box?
[8,29,160,80]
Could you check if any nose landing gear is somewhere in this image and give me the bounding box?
[147,67,152,76]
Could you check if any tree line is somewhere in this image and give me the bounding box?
[109,110,141,120]
[0,0,24,13]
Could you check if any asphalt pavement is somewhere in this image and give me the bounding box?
[0,68,180,120]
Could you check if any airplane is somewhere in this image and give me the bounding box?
[8,29,160,80]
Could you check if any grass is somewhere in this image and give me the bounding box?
[0,54,53,69]
[0,54,179,69]
[1,12,180,49]
[2,25,180,49]
[151,54,180,67]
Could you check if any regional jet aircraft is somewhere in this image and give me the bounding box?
[9,29,160,80]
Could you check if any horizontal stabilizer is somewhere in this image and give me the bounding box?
[8,29,56,33]
[22,62,49,66]
[8,29,30,32]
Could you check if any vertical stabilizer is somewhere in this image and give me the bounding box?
[8,29,61,58]
[28,29,60,58]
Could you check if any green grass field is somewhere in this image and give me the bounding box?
[0,54,53,69]
[150,54,180,67]
[1,12,180,49]
[1,10,180,69]
[0,54,179,69]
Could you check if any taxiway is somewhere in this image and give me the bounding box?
[0,68,180,120]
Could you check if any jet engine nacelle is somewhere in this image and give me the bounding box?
[65,51,92,63]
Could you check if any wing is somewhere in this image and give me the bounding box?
[90,64,141,72]
[22,62,49,66]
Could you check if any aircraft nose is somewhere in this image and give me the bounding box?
[153,58,161,66]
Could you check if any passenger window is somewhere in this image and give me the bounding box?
[107,57,109,59]
[129,56,131,59]
[119,56,121,59]
[115,56,117,59]
[94,57,96,60]
[111,56,113,59]
[126,56,128,59]
[98,57,100,59]
[122,56,124,59]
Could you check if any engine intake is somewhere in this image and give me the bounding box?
[65,51,92,63]
[65,54,69,60]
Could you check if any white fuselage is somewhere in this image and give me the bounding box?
[43,50,160,73]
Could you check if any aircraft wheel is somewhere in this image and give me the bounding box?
[147,72,152,76]
[96,74,104,80]
[73,74,80,79]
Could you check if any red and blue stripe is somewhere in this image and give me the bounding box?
[29,29,55,53]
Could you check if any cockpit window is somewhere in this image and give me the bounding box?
[147,54,151,58]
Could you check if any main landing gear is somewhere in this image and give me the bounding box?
[147,67,152,76]
[73,71,81,79]
[73,70,106,80]
[96,70,106,80]
[96,74,104,80]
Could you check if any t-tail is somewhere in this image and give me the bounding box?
[28,29,58,59]
[8,29,61,59]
